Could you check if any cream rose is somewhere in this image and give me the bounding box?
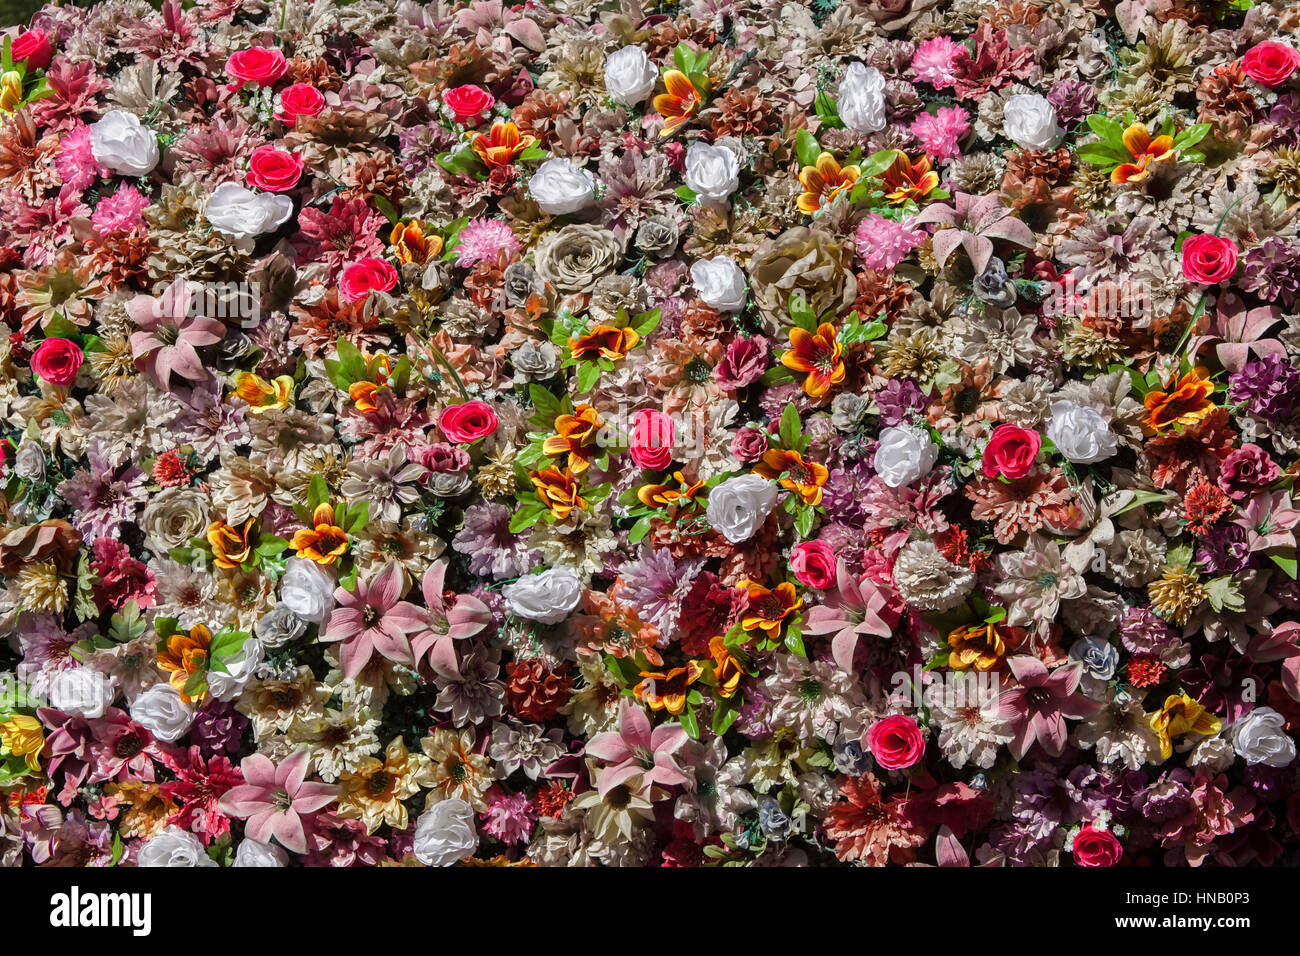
[837,63,886,134]
[874,425,938,488]
[690,256,747,312]
[1002,94,1064,151]
[684,142,740,204]
[412,798,479,866]
[503,566,584,625]
[706,473,778,544]
[530,158,596,215]
[604,45,657,106]
[205,182,294,239]
[89,110,160,176]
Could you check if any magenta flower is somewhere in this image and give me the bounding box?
[585,700,689,797]
[409,559,493,679]
[219,750,336,854]
[319,561,425,679]
[125,278,227,389]
[803,560,896,672]
[997,657,1101,759]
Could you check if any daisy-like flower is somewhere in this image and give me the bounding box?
[420,727,494,812]
[336,736,432,834]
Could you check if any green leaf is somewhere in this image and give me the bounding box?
[108,601,147,643]
[712,694,741,735]
[1269,552,1298,580]
[628,514,654,544]
[675,185,697,203]
[576,362,601,393]
[858,148,898,180]
[1075,143,1126,167]
[793,503,815,540]
[632,307,662,338]
[680,706,700,739]
[794,129,822,169]
[814,90,843,129]
[783,625,806,658]
[373,195,400,226]
[1085,113,1126,147]
[307,474,329,512]
[778,402,802,449]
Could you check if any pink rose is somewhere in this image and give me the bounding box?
[982,423,1041,480]
[245,145,304,193]
[339,258,399,302]
[12,30,54,71]
[790,541,836,589]
[629,409,674,471]
[277,83,325,123]
[1241,41,1300,88]
[30,338,84,386]
[1073,826,1122,867]
[439,400,498,444]
[442,85,495,125]
[1181,234,1238,285]
[731,426,768,464]
[1218,443,1280,501]
[416,442,470,474]
[867,714,925,770]
[714,335,770,391]
[226,47,289,89]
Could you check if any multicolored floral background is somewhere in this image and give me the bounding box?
[2,0,1300,868]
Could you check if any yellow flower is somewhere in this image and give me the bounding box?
[233,372,294,413]
[0,72,22,113]
[0,714,44,773]
[1150,692,1222,761]
[337,737,432,834]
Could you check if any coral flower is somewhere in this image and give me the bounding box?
[882,152,939,204]
[780,322,845,398]
[635,660,705,715]
[348,380,381,413]
[1110,122,1176,185]
[207,517,256,569]
[470,120,536,168]
[541,403,604,473]
[157,624,212,702]
[233,372,294,414]
[797,151,861,214]
[530,466,589,519]
[753,447,830,506]
[569,325,641,361]
[737,579,803,641]
[390,220,443,265]
[1143,367,1216,434]
[708,636,744,698]
[291,503,350,564]
[652,70,702,137]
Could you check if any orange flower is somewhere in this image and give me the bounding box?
[882,152,939,205]
[157,624,212,703]
[737,579,802,641]
[349,380,382,413]
[291,502,350,564]
[541,403,604,474]
[1110,123,1176,185]
[753,447,830,506]
[390,220,443,265]
[530,466,589,520]
[635,661,705,715]
[233,372,294,414]
[708,636,744,698]
[1143,367,1216,433]
[571,582,663,665]
[207,517,256,569]
[469,120,536,168]
[569,325,640,361]
[652,70,702,137]
[797,152,861,214]
[637,471,705,509]
[947,622,1009,672]
[780,322,845,398]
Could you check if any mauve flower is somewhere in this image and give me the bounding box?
[997,657,1100,759]
[713,335,770,391]
[804,560,897,672]
[125,278,226,389]
[218,749,337,854]
[585,700,689,796]
[409,559,493,679]
[318,562,426,679]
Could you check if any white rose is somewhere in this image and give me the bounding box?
[837,63,886,134]
[205,182,294,239]
[706,473,778,544]
[208,635,264,703]
[232,839,289,867]
[88,110,160,177]
[503,566,583,625]
[690,256,747,312]
[1230,707,1297,767]
[1002,94,1064,151]
[129,683,194,743]
[1046,400,1117,464]
[684,142,739,204]
[138,826,219,867]
[873,425,938,488]
[530,158,596,215]
[604,45,657,106]
[280,557,337,625]
[412,798,479,866]
[48,667,115,720]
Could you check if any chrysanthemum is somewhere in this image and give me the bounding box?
[455,218,520,268]
[482,789,537,844]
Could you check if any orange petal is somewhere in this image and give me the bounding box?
[1121,123,1152,159]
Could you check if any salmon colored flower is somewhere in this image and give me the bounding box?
[652,70,702,137]
[737,579,803,641]
[569,325,640,361]
[390,220,443,265]
[1110,123,1176,185]
[882,152,939,204]
[541,403,604,474]
[207,517,256,569]
[753,447,830,506]
[635,660,705,715]
[157,624,212,702]
[797,152,861,214]
[233,372,294,414]
[291,503,350,565]
[470,120,536,168]
[530,466,589,519]
[780,322,845,398]
[1143,367,1216,434]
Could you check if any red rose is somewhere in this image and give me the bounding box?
[867,714,926,770]
[1073,826,1122,867]
[246,145,304,193]
[442,84,495,126]
[439,400,499,444]
[1241,41,1300,88]
[12,29,53,71]
[790,540,837,589]
[226,47,288,89]
[30,337,84,386]
[982,423,1041,480]
[277,83,325,123]
[1181,233,1238,284]
[339,257,399,302]
[629,409,674,471]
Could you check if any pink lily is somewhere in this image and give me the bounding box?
[410,559,493,679]
[318,561,426,679]
[997,657,1100,759]
[803,560,896,672]
[1187,292,1285,374]
[911,191,1036,275]
[585,699,689,798]
[125,278,227,389]
[217,749,337,854]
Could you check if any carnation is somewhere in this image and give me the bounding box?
[456,218,521,268]
[891,540,976,612]
[910,36,964,88]
[855,213,924,271]
[910,107,971,163]
[90,184,151,237]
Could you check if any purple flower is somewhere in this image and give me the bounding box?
[1228,353,1300,422]
[57,441,147,542]
[452,502,538,580]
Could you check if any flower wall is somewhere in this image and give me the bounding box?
[1,0,1300,868]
